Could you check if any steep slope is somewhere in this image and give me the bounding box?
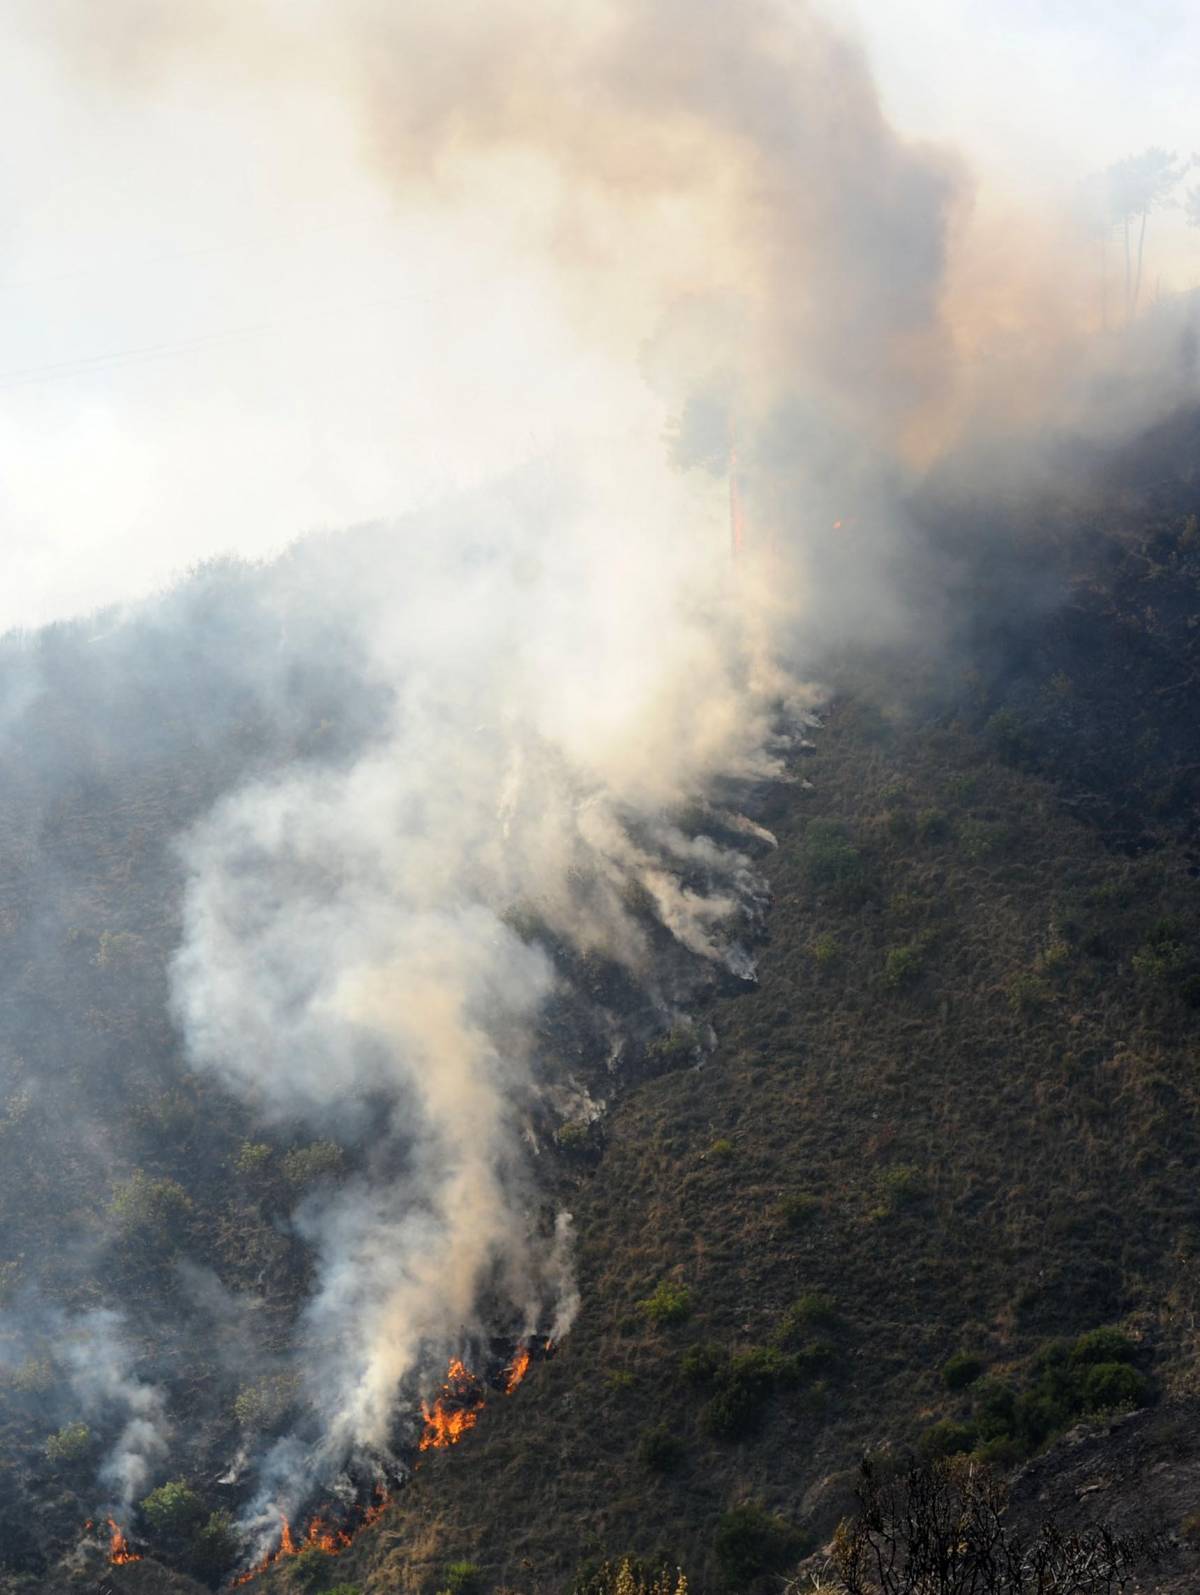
[3,415,1200,1595]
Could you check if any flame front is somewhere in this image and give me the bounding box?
[232,1488,391,1586]
[504,1345,531,1394]
[419,1356,486,1451]
[107,1518,141,1565]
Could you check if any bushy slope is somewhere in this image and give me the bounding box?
[3,415,1200,1594]
[347,679,1200,1594]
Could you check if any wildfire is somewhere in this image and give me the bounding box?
[232,1491,389,1586]
[419,1356,486,1451]
[504,1345,532,1394]
[107,1518,141,1565]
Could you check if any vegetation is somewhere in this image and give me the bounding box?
[829,1457,1162,1593]
[4,420,1200,1591]
[575,1559,688,1595]
[140,1480,207,1538]
[638,1280,693,1326]
[43,1422,91,1467]
[713,1503,806,1587]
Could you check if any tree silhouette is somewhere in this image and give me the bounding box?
[1101,148,1188,325]
[823,1457,1164,1594]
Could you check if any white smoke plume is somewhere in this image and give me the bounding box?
[59,1310,171,1513]
[16,0,1192,1538]
[169,448,791,1526]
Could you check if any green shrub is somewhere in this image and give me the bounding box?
[713,1503,805,1587]
[708,1139,734,1161]
[189,1510,239,1581]
[1070,1326,1136,1367]
[809,932,840,967]
[883,943,924,989]
[1080,1362,1148,1412]
[701,1378,764,1440]
[958,820,1009,861]
[942,1352,984,1391]
[443,1561,482,1595]
[985,707,1030,763]
[776,1292,839,1335]
[288,1547,336,1591]
[972,1379,1017,1441]
[233,1372,300,1429]
[917,808,951,842]
[679,1342,726,1386]
[638,1424,684,1473]
[110,1170,193,1237]
[876,1165,927,1214]
[700,1343,820,1441]
[281,1140,345,1186]
[140,1480,206,1538]
[94,929,144,970]
[1006,972,1050,1014]
[1013,1389,1071,1449]
[235,1141,272,1177]
[645,1024,699,1070]
[799,822,866,899]
[638,1280,692,1327]
[918,1419,978,1460]
[886,809,916,843]
[777,1193,820,1230]
[974,1434,1024,1468]
[556,1121,594,1155]
[604,1369,636,1392]
[44,1422,91,1466]
[1132,940,1190,982]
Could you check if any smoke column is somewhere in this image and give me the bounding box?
[15,0,1196,1543]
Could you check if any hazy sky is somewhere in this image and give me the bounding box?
[1,0,1197,633]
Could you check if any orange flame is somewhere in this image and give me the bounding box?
[504,1345,532,1394]
[107,1518,141,1565]
[233,1489,392,1585]
[418,1356,485,1451]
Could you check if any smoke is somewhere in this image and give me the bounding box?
[168,450,790,1528]
[10,0,1200,1553]
[59,1310,171,1513]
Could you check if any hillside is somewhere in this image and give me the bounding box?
[3,412,1200,1594]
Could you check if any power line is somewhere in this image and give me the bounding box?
[0,291,435,392]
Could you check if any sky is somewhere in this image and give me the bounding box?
[1,0,1197,634]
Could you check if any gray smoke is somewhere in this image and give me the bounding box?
[10,0,1199,1550]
